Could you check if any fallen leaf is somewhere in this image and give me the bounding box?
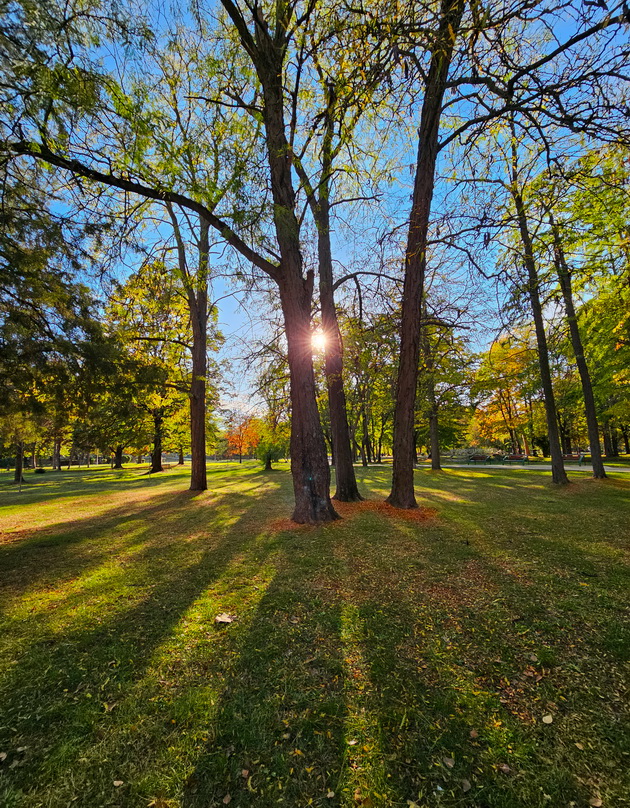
[290,616,299,624]
[113,781,124,787]
[215,613,235,624]
[442,756,455,768]
[0,752,7,762]
[223,794,232,805]
[589,799,602,807]
[462,779,471,792]
[347,739,358,745]
[16,747,27,753]
[241,769,249,778]
[575,742,584,750]
[327,791,335,799]
[469,729,478,739]
[498,763,511,774]
[542,714,553,724]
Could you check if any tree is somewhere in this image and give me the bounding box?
[387,0,628,505]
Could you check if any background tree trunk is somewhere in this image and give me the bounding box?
[150,411,163,473]
[113,446,124,469]
[512,179,568,484]
[551,221,606,478]
[14,442,24,483]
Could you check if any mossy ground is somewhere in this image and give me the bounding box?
[0,462,628,807]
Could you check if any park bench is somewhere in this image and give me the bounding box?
[467,454,491,464]
[562,453,587,465]
[503,454,528,464]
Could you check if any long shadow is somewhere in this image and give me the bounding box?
[321,502,629,806]
[0,475,285,806]
[182,526,349,808]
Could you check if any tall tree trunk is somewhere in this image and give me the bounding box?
[610,426,620,456]
[361,404,372,467]
[150,411,163,473]
[551,221,606,478]
[178,447,185,465]
[292,83,362,502]
[279,275,339,523]
[113,445,124,469]
[258,54,338,523]
[421,309,441,471]
[603,424,613,457]
[388,0,465,508]
[14,442,24,483]
[318,149,362,498]
[558,419,571,455]
[511,165,568,484]
[428,408,441,470]
[171,209,209,492]
[264,452,273,471]
[53,437,61,471]
[621,425,630,455]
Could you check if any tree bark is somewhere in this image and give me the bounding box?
[150,411,164,473]
[113,445,124,469]
[14,442,24,483]
[178,447,185,465]
[279,273,339,523]
[388,0,465,508]
[309,86,362,502]
[551,221,606,478]
[511,176,568,484]
[172,211,209,492]
[52,437,61,471]
[256,39,338,523]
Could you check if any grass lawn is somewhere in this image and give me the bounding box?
[0,463,629,808]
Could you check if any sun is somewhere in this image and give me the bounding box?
[311,330,327,352]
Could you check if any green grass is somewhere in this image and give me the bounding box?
[1,463,629,807]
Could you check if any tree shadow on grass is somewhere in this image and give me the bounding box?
[328,505,630,807]
[182,525,349,808]
[0,476,286,806]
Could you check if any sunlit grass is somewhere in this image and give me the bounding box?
[0,463,629,807]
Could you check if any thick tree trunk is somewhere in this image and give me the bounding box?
[113,445,124,469]
[14,442,24,483]
[258,57,338,523]
[512,180,568,484]
[178,447,185,465]
[621,425,630,455]
[150,411,163,473]
[264,452,273,471]
[279,276,339,523]
[551,222,606,478]
[388,0,465,508]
